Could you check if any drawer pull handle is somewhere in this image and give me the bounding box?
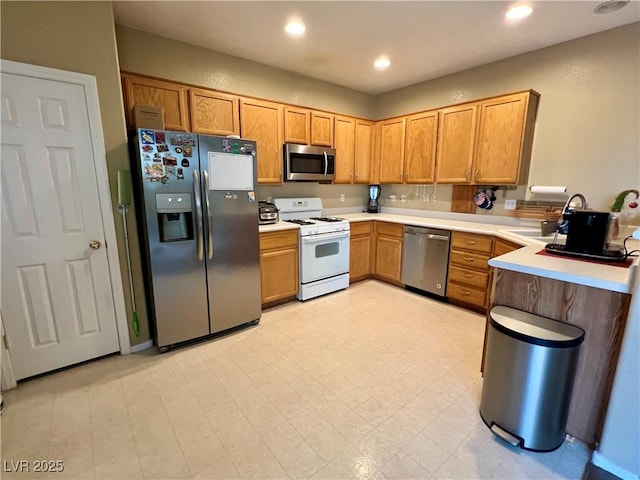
[465,240,477,245]
[461,272,474,278]
[463,256,475,262]
[460,290,471,296]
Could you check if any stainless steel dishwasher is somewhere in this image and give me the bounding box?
[401,226,451,297]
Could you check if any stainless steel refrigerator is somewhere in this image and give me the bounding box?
[132,128,261,349]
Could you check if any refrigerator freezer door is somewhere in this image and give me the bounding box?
[136,129,210,347]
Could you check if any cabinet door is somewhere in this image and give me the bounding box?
[240,98,283,184]
[311,111,334,147]
[284,106,310,145]
[474,93,528,184]
[350,235,371,282]
[435,104,477,184]
[189,88,239,136]
[378,118,406,184]
[260,247,298,304]
[354,119,374,184]
[334,116,355,184]
[123,75,189,131]
[404,111,438,183]
[374,236,403,281]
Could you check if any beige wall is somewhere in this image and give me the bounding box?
[1,1,150,345]
[116,26,375,119]
[376,23,640,214]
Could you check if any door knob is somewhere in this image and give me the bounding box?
[89,240,102,250]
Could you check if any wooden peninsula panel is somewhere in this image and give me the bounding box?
[491,269,630,447]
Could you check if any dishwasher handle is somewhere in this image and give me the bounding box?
[405,231,450,241]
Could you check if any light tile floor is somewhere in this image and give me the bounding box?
[1,280,591,479]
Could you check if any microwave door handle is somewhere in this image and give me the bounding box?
[203,169,213,259]
[323,151,328,178]
[193,170,204,261]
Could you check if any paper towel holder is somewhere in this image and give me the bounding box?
[529,185,568,195]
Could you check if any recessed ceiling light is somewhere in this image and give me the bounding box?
[285,21,305,35]
[594,0,630,14]
[506,5,533,19]
[374,56,391,70]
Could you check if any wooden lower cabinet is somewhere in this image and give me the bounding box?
[259,230,298,306]
[349,221,372,282]
[447,231,493,311]
[373,222,404,283]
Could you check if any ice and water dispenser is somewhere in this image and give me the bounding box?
[155,193,194,242]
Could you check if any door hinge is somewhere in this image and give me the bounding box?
[3,333,9,350]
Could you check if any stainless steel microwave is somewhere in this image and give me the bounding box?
[284,144,336,181]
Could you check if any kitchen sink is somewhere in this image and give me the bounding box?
[503,229,564,243]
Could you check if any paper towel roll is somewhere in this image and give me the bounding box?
[529,185,567,195]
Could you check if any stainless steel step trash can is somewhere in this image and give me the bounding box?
[480,305,585,452]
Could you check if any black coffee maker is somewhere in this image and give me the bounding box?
[367,185,381,213]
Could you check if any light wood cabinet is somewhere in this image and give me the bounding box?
[354,120,374,184]
[493,238,522,257]
[447,231,494,311]
[474,92,538,184]
[311,111,334,147]
[189,88,239,136]
[284,106,310,145]
[378,118,406,184]
[435,104,477,183]
[404,111,438,183]
[240,98,284,184]
[122,74,190,131]
[259,230,298,305]
[373,222,404,283]
[349,222,373,282]
[334,116,356,183]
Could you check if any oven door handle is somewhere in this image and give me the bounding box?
[323,151,328,178]
[301,231,349,244]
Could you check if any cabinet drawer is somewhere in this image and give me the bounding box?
[493,238,522,257]
[447,282,486,308]
[449,250,491,271]
[260,230,298,251]
[448,265,489,290]
[351,221,372,236]
[451,232,493,253]
[375,221,403,238]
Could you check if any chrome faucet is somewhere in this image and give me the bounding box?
[561,193,588,215]
[554,193,588,241]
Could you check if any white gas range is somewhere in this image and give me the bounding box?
[274,197,350,301]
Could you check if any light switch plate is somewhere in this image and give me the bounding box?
[340,193,345,202]
[504,199,517,210]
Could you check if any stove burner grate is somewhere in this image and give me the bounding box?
[310,217,343,223]
[284,219,316,225]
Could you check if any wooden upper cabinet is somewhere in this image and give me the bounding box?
[311,111,334,147]
[404,111,438,184]
[240,98,284,184]
[378,118,406,184]
[284,106,310,145]
[474,92,537,184]
[435,104,477,184]
[334,116,356,184]
[189,88,239,136]
[354,119,374,184]
[122,74,189,131]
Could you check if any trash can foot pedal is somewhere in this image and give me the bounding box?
[490,424,522,447]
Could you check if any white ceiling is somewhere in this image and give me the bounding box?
[113,1,640,95]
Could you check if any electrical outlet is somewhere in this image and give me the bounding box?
[504,199,517,210]
[340,193,345,202]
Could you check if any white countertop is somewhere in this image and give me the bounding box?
[259,212,638,294]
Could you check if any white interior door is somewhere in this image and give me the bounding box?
[1,70,120,380]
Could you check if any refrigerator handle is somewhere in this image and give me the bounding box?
[203,170,214,259]
[193,170,204,261]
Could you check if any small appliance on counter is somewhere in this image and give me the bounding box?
[545,210,625,262]
[367,185,381,213]
[258,200,279,225]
